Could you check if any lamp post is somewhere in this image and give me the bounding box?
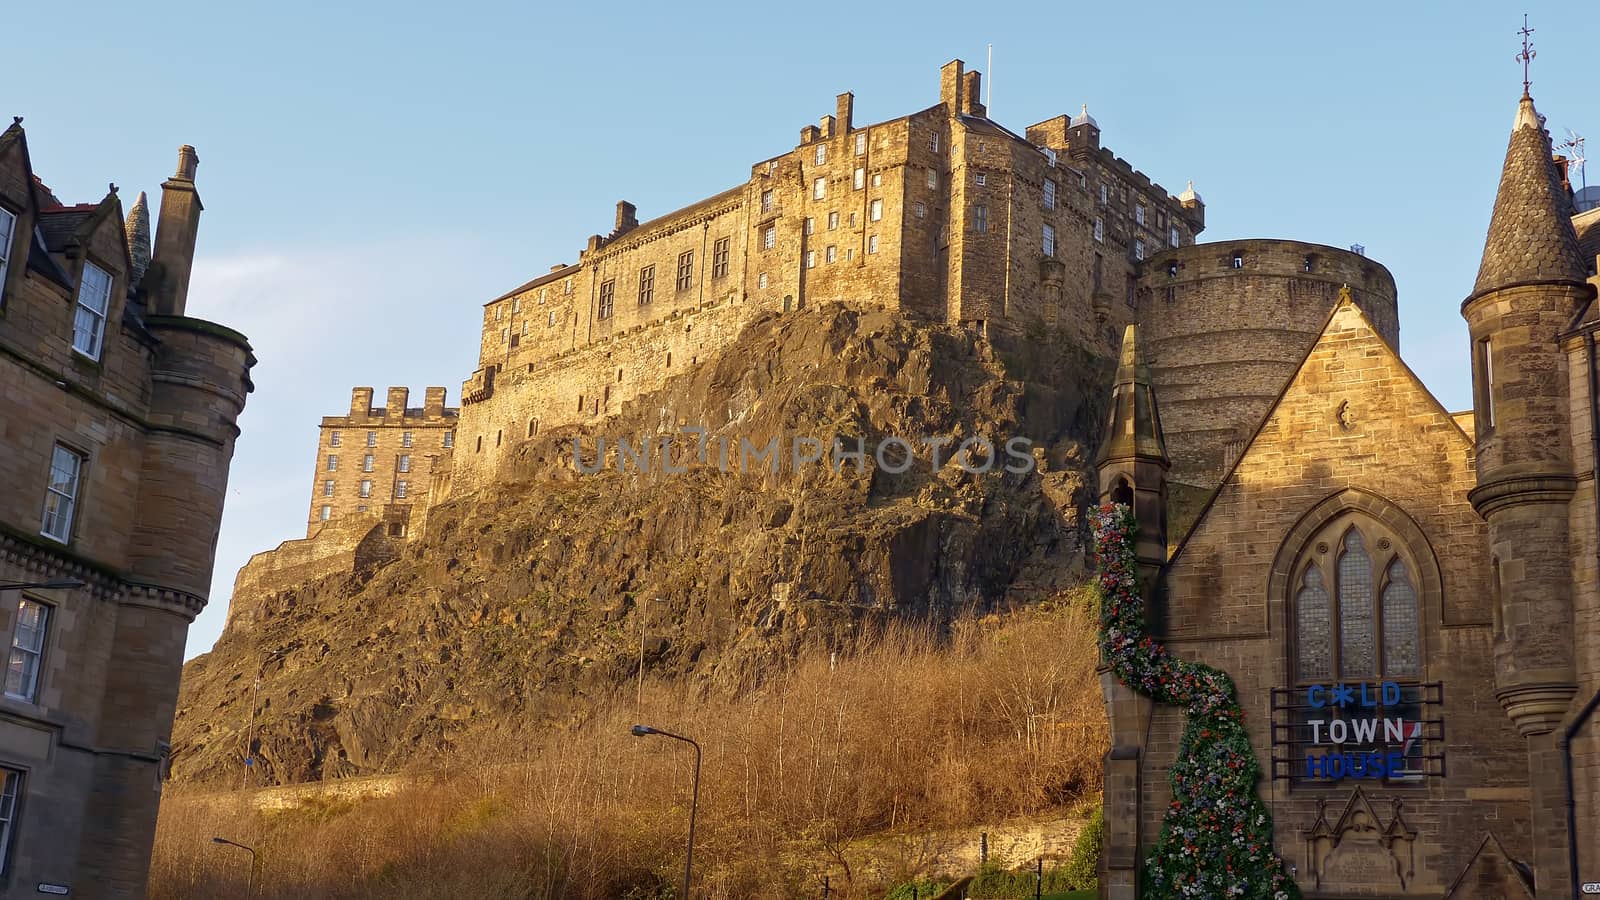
[0,578,84,591]
[631,724,700,899]
[211,837,257,896]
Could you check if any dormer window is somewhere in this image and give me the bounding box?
[72,262,112,361]
[0,207,16,301]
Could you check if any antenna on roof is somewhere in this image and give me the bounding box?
[986,43,993,115]
[1557,129,1587,196]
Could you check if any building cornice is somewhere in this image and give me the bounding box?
[1467,473,1578,517]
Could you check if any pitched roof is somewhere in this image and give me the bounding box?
[1473,93,1588,295]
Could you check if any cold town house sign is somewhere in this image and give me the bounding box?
[1271,681,1445,782]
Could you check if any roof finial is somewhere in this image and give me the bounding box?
[1516,14,1536,97]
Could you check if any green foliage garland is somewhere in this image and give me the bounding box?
[1093,504,1299,899]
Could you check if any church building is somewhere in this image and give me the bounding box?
[1096,88,1600,898]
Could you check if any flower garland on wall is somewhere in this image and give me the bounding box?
[1093,503,1299,899]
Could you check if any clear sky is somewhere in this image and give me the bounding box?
[7,0,1595,660]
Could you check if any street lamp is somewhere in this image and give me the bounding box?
[0,578,84,591]
[631,724,701,900]
[211,837,257,896]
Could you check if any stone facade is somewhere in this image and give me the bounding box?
[0,124,253,898]
[1097,92,1600,899]
[304,386,456,535]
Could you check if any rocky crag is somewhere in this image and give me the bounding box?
[171,304,1113,786]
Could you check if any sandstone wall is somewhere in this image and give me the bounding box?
[226,516,390,633]
[308,387,455,535]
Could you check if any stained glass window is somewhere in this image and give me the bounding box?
[1381,559,1420,676]
[1296,567,1333,680]
[1337,530,1375,678]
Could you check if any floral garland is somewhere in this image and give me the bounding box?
[1093,503,1298,899]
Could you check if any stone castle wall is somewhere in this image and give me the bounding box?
[1135,239,1398,489]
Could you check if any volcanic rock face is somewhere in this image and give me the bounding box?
[172,305,1111,786]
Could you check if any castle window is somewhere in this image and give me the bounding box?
[813,177,827,200]
[501,328,509,344]
[72,261,112,361]
[1098,184,1108,207]
[804,218,815,235]
[1135,204,1146,227]
[974,205,989,234]
[872,173,881,188]
[398,455,411,473]
[666,352,672,367]
[1169,226,1180,248]
[870,199,883,222]
[443,431,454,449]
[494,305,502,321]
[548,310,558,327]
[914,202,926,219]
[1231,252,1244,269]
[867,235,879,254]
[827,212,839,231]
[927,170,937,190]
[40,445,83,544]
[357,505,368,512]
[539,289,546,303]
[826,245,837,264]
[713,238,730,278]
[363,454,374,473]
[815,144,827,166]
[806,250,817,269]
[758,272,768,289]
[1477,337,1495,430]
[1294,522,1422,683]
[638,265,655,305]
[762,227,776,251]
[929,132,940,153]
[496,430,502,447]
[529,419,538,437]
[0,207,15,297]
[1303,255,1315,273]
[402,431,413,448]
[323,480,334,497]
[1043,224,1056,257]
[975,173,986,187]
[1134,239,1145,261]
[676,251,694,291]
[854,168,865,190]
[327,455,339,472]
[329,430,341,447]
[564,277,573,295]
[511,297,520,313]
[598,280,615,319]
[395,481,408,499]
[6,599,50,702]
[359,480,372,498]
[477,434,484,451]
[761,190,773,213]
[855,133,866,155]
[319,505,331,521]
[1043,179,1057,210]
[367,431,377,447]
[1093,218,1104,243]
[1168,262,1179,278]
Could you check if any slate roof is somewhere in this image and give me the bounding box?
[1474,93,1588,295]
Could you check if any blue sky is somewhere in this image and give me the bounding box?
[7,1,1595,659]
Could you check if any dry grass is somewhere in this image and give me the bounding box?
[151,602,1105,899]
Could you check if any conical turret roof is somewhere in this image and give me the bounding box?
[1096,324,1168,466]
[1473,93,1587,295]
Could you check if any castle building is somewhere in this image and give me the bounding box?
[0,124,254,897]
[304,386,456,537]
[1096,88,1600,898]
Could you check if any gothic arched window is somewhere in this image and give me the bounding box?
[1292,520,1422,683]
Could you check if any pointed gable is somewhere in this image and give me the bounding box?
[1161,292,1488,640]
[1474,93,1587,295]
[1441,833,1535,899]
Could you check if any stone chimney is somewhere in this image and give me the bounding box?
[351,387,375,416]
[939,60,965,114]
[147,145,203,316]
[836,92,854,133]
[424,387,447,418]
[820,114,836,140]
[962,70,984,116]
[385,387,410,418]
[614,201,638,235]
[800,124,820,144]
[124,191,152,291]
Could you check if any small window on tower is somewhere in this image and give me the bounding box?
[813,177,826,200]
[975,173,986,187]
[329,430,342,447]
[1232,252,1245,269]
[815,144,827,166]
[854,133,866,155]
[854,168,865,190]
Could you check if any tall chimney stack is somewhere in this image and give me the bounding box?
[836,92,854,133]
[147,145,203,317]
[939,60,965,114]
[962,71,984,116]
[614,200,638,235]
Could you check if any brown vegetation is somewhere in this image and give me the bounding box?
[151,602,1105,899]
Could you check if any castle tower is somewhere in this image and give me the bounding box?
[1093,324,1169,900]
[1462,90,1591,897]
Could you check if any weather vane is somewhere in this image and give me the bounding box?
[1516,14,1536,96]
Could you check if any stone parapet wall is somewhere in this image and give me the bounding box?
[226,516,390,634]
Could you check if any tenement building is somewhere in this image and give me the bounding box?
[1097,88,1600,898]
[0,123,254,897]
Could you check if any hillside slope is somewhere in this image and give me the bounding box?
[171,304,1112,786]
